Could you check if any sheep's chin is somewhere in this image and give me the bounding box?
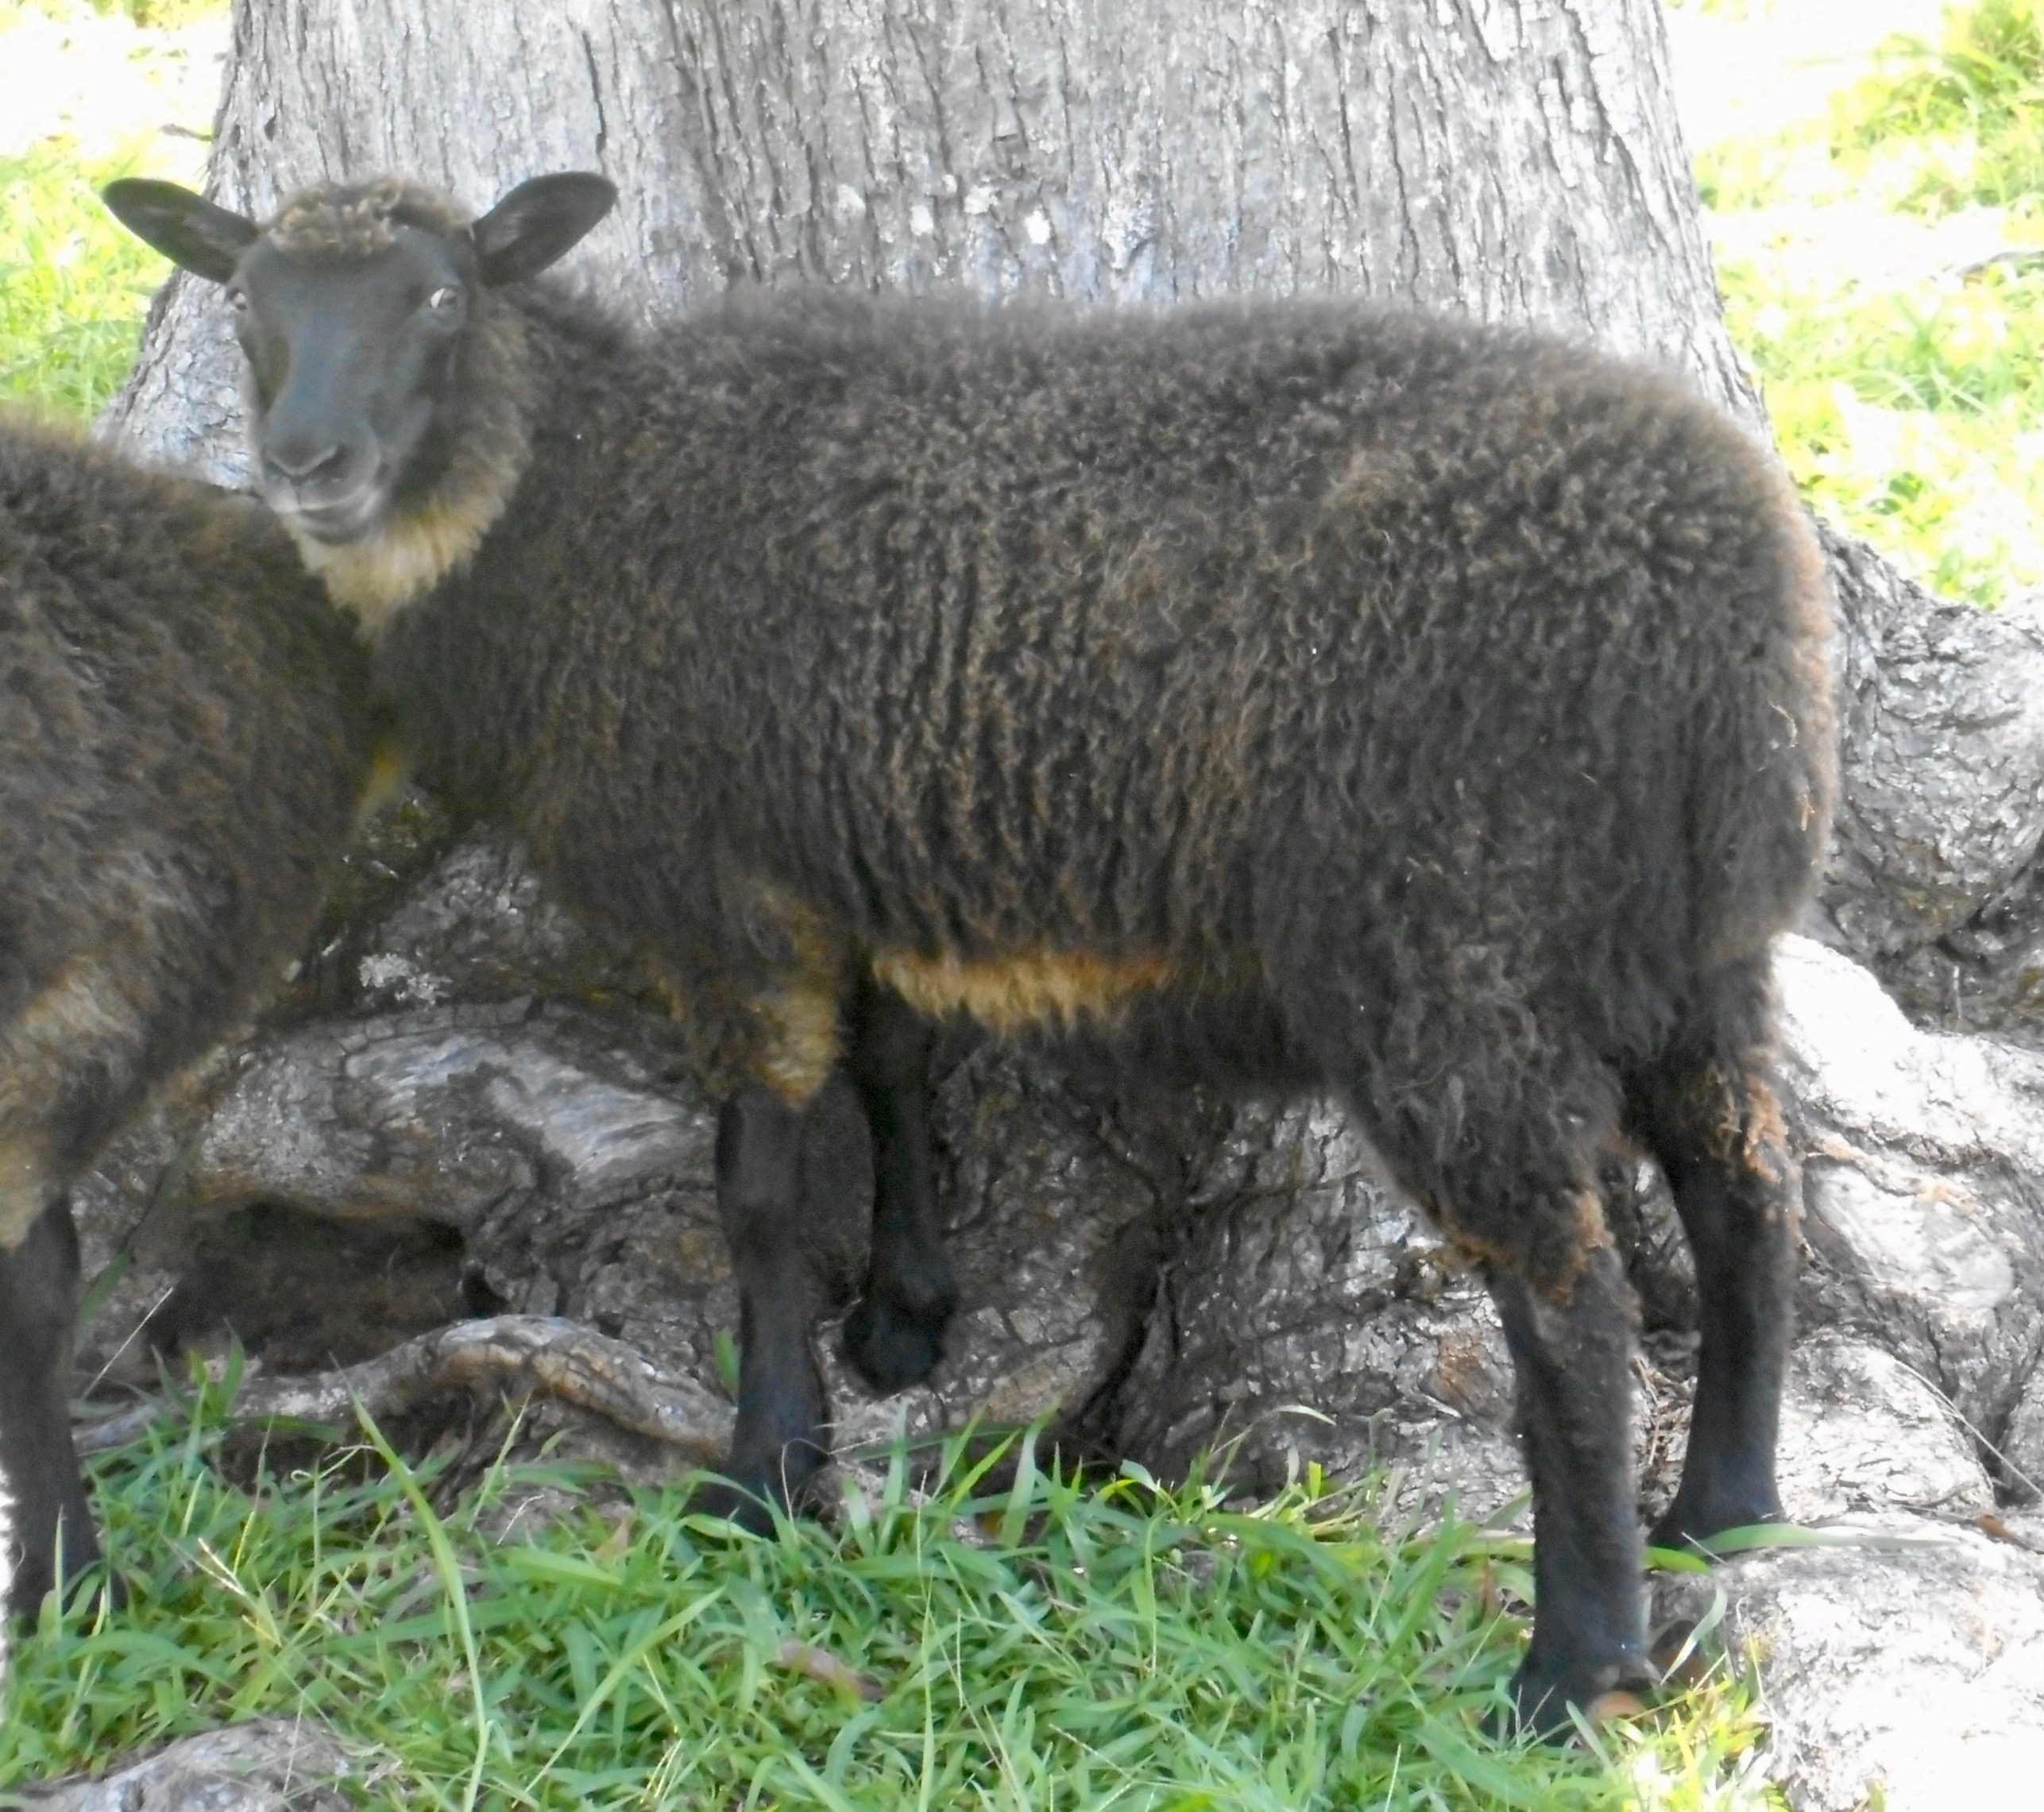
[269,483,390,547]
[279,481,508,635]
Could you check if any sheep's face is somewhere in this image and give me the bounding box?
[102,172,615,552]
[224,222,476,542]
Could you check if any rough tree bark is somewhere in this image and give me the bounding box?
[113,0,1757,480]
[56,1,2044,1804]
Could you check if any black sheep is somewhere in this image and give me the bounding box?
[106,172,1834,1729]
[0,420,374,1617]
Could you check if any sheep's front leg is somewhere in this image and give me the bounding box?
[1486,1245,1653,1734]
[701,1085,830,1528]
[842,976,956,1390]
[0,1193,102,1619]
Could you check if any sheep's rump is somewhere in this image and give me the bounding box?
[0,424,373,1231]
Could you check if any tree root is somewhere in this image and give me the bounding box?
[74,1315,735,1462]
[14,1715,356,1811]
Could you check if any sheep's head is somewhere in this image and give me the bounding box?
[103,172,614,624]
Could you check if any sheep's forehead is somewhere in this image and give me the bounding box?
[264,178,469,259]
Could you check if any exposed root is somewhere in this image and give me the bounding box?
[14,1714,357,1810]
[74,1315,735,1462]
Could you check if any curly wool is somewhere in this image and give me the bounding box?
[372,280,1833,1291]
[0,422,375,1234]
[266,177,469,259]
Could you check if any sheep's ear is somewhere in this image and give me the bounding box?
[469,173,616,287]
[102,180,257,284]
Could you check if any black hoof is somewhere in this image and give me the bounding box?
[6,1565,56,1625]
[1506,1650,1658,1740]
[686,1474,783,1535]
[5,1529,115,1624]
[5,1503,106,1625]
[688,1430,831,1534]
[844,1291,952,1393]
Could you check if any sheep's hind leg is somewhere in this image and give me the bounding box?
[697,1086,830,1531]
[0,1192,104,1619]
[840,975,956,1391]
[1632,965,1795,1550]
[1296,989,1651,1732]
[1485,1242,1653,1733]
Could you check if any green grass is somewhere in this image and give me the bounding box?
[1698,0,2044,604]
[0,137,174,423]
[1833,0,2044,212]
[0,1389,1779,1810]
[0,0,222,423]
[1718,256,2044,602]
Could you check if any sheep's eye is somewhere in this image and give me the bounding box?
[427,285,462,312]
[227,289,249,315]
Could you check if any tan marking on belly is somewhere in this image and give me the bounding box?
[871,947,1177,1034]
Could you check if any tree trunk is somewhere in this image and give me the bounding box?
[110,0,1758,479]
[73,10,2044,1795]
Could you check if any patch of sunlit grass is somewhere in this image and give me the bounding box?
[0,1387,1779,1810]
[1696,0,2044,604]
[0,138,174,422]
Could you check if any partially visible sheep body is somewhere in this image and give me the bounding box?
[396,284,1829,1256]
[0,422,374,1616]
[106,173,1833,1732]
